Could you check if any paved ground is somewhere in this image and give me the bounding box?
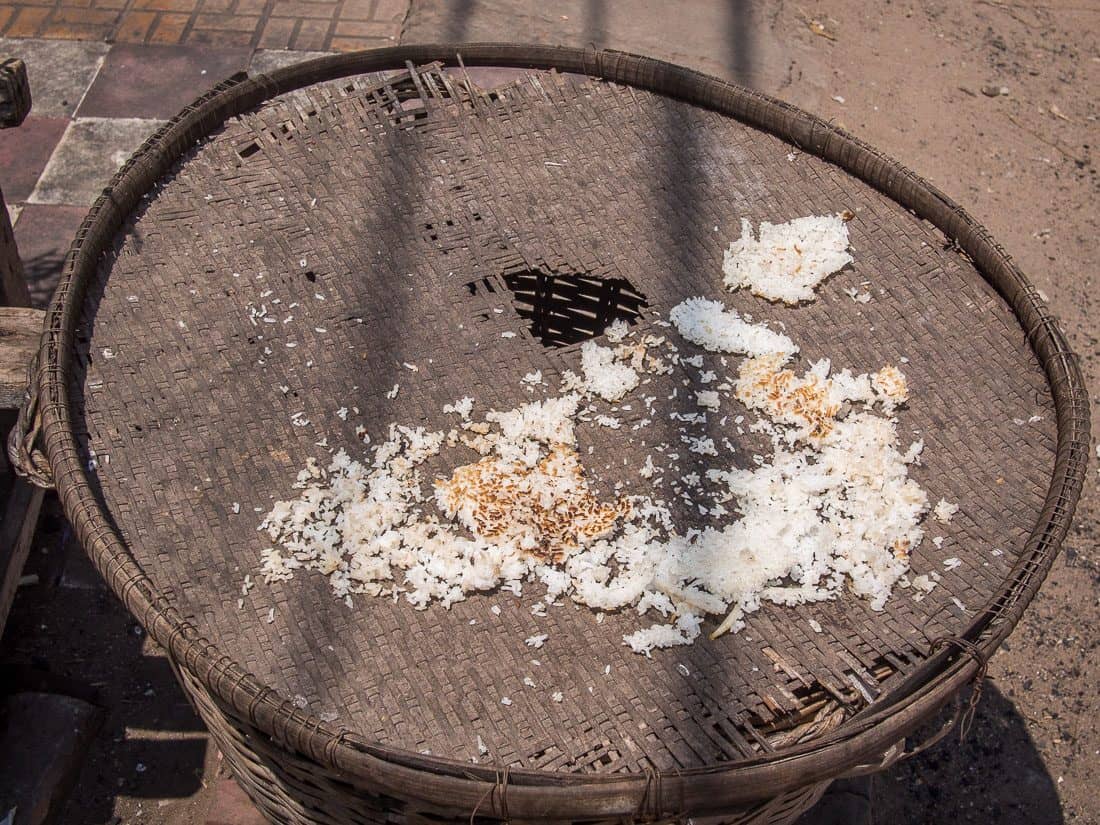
[0,37,336,305]
[0,0,404,51]
[0,1,1097,823]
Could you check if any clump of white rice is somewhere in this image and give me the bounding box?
[261,344,928,656]
[604,318,631,343]
[723,215,853,304]
[259,212,939,659]
[933,499,959,523]
[669,297,797,360]
[704,410,927,633]
[734,355,909,443]
[443,396,474,420]
[580,340,639,401]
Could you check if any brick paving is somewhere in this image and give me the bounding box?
[0,0,408,302]
[76,41,252,116]
[0,0,406,51]
[0,35,353,304]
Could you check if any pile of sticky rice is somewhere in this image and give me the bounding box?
[723,214,853,304]
[258,214,941,656]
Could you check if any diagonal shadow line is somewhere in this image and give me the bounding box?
[443,0,477,43]
[727,0,756,87]
[585,0,607,48]
[640,11,763,762]
[641,78,767,764]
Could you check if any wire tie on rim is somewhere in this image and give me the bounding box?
[582,44,602,80]
[469,764,509,824]
[929,636,987,741]
[468,775,493,825]
[497,765,510,822]
[636,759,663,821]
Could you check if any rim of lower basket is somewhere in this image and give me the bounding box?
[34,44,1089,817]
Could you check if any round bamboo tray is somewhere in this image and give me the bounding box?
[9,45,1089,824]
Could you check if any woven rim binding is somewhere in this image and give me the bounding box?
[26,45,1090,817]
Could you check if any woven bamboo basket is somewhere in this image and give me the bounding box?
[9,45,1089,824]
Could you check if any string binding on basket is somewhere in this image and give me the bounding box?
[469,765,510,824]
[928,635,988,741]
[892,635,988,767]
[842,635,988,779]
[7,348,53,489]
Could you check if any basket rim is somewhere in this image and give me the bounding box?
[28,43,1090,816]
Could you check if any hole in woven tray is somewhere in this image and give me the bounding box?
[424,219,463,245]
[304,270,316,283]
[237,141,261,159]
[574,743,621,770]
[499,267,649,348]
[465,276,497,297]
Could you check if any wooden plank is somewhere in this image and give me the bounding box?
[0,476,43,636]
[0,187,30,308]
[0,306,43,409]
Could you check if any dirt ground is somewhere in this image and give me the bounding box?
[2,1,1097,823]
